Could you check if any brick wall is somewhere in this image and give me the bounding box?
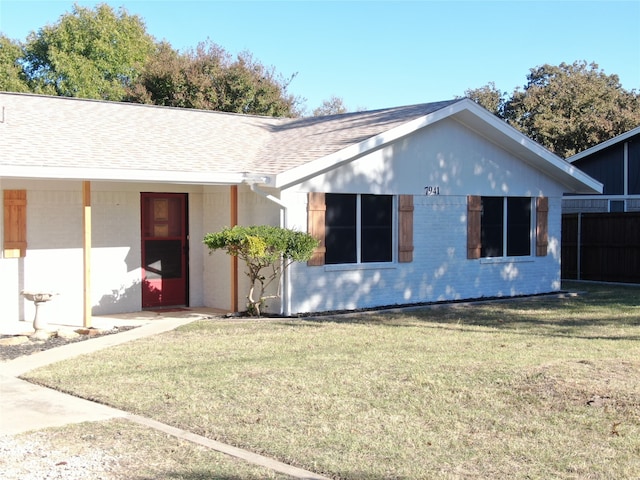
[288,195,563,315]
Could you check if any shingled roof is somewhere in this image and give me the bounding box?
[0,92,458,184]
[254,100,457,173]
[0,92,601,193]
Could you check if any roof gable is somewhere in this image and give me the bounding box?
[567,126,640,163]
[270,98,602,193]
[0,92,601,193]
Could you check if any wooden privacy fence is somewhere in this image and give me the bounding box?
[562,212,640,284]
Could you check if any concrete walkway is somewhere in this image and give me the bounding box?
[0,310,330,480]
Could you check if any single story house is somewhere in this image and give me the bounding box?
[0,92,602,328]
[562,125,640,214]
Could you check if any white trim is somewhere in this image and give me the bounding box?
[0,165,264,185]
[480,257,535,265]
[567,126,640,163]
[273,98,603,194]
[624,141,629,196]
[274,102,466,189]
[323,263,398,272]
[563,194,640,200]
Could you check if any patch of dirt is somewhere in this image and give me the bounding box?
[0,327,136,362]
[516,359,640,414]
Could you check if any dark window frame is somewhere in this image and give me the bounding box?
[480,196,532,258]
[325,193,394,265]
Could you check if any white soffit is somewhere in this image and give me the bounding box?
[0,165,260,186]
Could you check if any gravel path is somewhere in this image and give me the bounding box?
[0,327,138,479]
[0,326,136,361]
[0,434,122,480]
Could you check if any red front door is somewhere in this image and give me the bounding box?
[141,193,188,308]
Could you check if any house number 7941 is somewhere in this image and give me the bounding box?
[424,186,440,196]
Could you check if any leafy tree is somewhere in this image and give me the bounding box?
[504,61,640,157]
[462,82,507,117]
[23,3,155,100]
[313,95,349,116]
[129,41,224,111]
[127,40,224,109]
[203,225,318,316]
[0,35,30,92]
[466,62,640,157]
[5,4,301,116]
[220,51,300,116]
[130,41,302,116]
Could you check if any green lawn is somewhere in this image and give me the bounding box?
[24,282,640,479]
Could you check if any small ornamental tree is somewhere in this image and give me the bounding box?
[203,225,319,316]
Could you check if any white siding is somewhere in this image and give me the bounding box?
[286,194,564,315]
[298,119,560,197]
[284,120,567,314]
[202,188,234,311]
[0,180,212,326]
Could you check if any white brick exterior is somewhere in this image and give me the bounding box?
[282,120,568,314]
[1,93,600,326]
[0,181,241,326]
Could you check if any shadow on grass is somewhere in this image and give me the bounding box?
[273,282,640,341]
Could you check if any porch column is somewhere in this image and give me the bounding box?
[82,181,92,327]
[230,185,238,312]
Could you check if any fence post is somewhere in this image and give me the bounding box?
[577,213,582,281]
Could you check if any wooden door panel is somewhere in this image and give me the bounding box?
[141,193,188,308]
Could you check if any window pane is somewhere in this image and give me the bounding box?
[610,200,625,213]
[507,197,531,256]
[361,195,393,262]
[325,194,357,264]
[144,240,182,279]
[481,197,503,257]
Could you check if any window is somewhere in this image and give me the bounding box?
[308,192,413,266]
[468,196,541,259]
[610,200,625,213]
[325,194,393,264]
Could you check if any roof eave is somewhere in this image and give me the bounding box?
[0,166,272,186]
[452,101,603,194]
[273,100,466,189]
[274,98,603,194]
[567,125,640,163]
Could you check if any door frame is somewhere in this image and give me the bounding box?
[140,192,189,308]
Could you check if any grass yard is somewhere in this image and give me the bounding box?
[23,282,640,479]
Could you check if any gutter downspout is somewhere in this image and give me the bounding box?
[247,183,290,317]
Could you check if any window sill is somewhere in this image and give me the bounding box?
[479,256,534,264]
[324,262,397,272]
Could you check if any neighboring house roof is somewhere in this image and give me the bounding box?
[566,126,640,163]
[0,92,601,193]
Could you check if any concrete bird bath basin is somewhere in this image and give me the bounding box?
[21,291,57,339]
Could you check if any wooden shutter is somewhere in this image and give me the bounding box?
[3,190,27,258]
[467,195,482,259]
[307,192,326,266]
[536,196,549,256]
[398,195,414,263]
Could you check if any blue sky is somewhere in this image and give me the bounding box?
[1,0,639,114]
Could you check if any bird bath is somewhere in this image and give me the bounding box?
[21,290,57,338]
